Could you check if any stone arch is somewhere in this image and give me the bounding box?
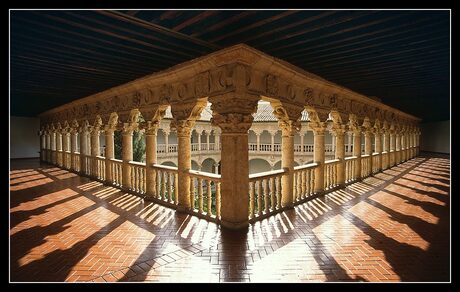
[191,160,200,171]
[273,160,282,170]
[201,157,216,173]
[249,158,272,174]
[161,161,177,167]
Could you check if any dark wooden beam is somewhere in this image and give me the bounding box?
[172,10,218,32]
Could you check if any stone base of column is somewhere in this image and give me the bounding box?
[176,205,189,213]
[221,219,249,230]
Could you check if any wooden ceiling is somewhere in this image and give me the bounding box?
[10,10,450,122]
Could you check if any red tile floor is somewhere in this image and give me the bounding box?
[10,153,450,282]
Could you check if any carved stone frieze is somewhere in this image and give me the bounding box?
[211,113,254,133]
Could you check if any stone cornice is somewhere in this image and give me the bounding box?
[39,44,420,126]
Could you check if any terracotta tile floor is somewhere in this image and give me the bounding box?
[10,153,450,282]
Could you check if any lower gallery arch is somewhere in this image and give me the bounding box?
[249,158,272,174]
[201,157,216,173]
[191,160,200,171]
[161,161,177,167]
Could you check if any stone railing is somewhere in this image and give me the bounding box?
[94,156,106,181]
[249,169,285,221]
[129,161,146,195]
[361,154,372,178]
[189,170,221,221]
[372,153,380,174]
[381,151,389,170]
[324,159,340,190]
[110,159,123,187]
[63,151,71,169]
[73,152,81,172]
[293,163,317,201]
[345,156,358,183]
[151,164,178,207]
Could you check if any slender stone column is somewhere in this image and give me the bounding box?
[364,131,372,161]
[395,133,402,164]
[375,131,382,171]
[333,127,346,186]
[271,132,275,152]
[312,123,326,193]
[383,126,390,170]
[164,131,169,153]
[390,131,396,166]
[300,133,304,154]
[90,127,101,177]
[206,131,210,151]
[353,131,362,179]
[62,131,69,169]
[214,163,219,174]
[215,130,220,151]
[145,122,159,197]
[70,125,78,171]
[45,132,51,162]
[39,131,45,162]
[171,120,194,211]
[256,132,261,152]
[280,121,299,207]
[197,131,202,151]
[416,131,420,156]
[347,132,352,154]
[122,126,133,190]
[79,124,89,175]
[50,130,57,165]
[104,129,115,183]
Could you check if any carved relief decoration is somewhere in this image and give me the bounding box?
[211,113,254,133]
[266,74,279,96]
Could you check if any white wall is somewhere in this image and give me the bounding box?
[10,116,40,159]
[420,120,450,154]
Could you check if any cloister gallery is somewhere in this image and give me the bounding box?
[10,10,449,282]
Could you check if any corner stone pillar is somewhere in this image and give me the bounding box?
[79,123,89,175]
[104,129,115,183]
[210,93,259,229]
[90,127,101,177]
[70,122,79,171]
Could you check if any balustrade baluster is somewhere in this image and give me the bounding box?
[216,182,221,219]
[207,180,212,216]
[257,180,262,216]
[264,179,269,213]
[168,172,173,203]
[249,181,255,219]
[198,178,203,213]
[161,171,166,200]
[270,177,276,211]
[190,177,195,209]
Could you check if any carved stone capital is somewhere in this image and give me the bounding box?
[211,113,254,133]
[209,93,259,115]
[104,112,119,132]
[170,120,195,137]
[278,120,301,136]
[310,122,327,135]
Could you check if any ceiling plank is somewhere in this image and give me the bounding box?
[172,10,218,32]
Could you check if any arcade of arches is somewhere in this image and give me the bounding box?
[11,44,449,282]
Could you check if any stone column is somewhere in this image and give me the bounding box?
[300,132,304,153]
[122,126,133,190]
[312,123,326,193]
[90,126,101,178]
[50,130,57,164]
[214,163,219,174]
[39,131,45,162]
[171,100,207,213]
[374,130,382,171]
[383,127,390,170]
[396,132,402,164]
[271,132,275,152]
[145,122,159,197]
[353,131,362,179]
[333,127,346,186]
[104,127,115,183]
[215,130,221,150]
[256,132,261,151]
[62,130,69,169]
[364,130,372,175]
[70,126,78,171]
[164,131,169,153]
[45,132,51,162]
[210,93,259,230]
[279,121,299,207]
[206,131,210,151]
[197,130,202,151]
[390,131,396,166]
[79,123,89,174]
